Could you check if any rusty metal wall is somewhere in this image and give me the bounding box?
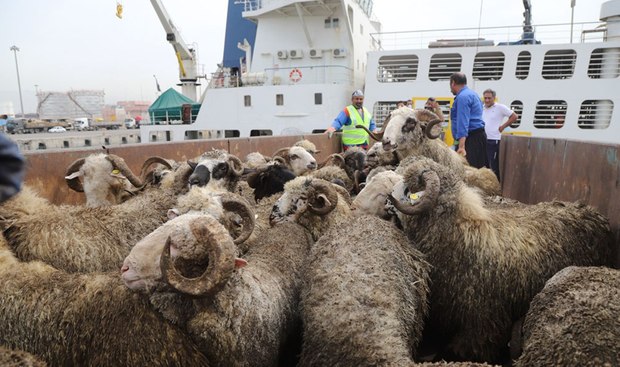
[501,135,620,268]
[22,134,341,206]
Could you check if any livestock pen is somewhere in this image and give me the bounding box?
[19,134,620,267]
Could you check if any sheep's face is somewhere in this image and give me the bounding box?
[269,189,309,226]
[352,171,402,219]
[121,214,207,291]
[382,111,425,153]
[343,148,366,178]
[79,154,133,207]
[188,156,237,190]
[287,146,317,175]
[269,177,316,225]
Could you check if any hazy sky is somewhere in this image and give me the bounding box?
[1,0,607,114]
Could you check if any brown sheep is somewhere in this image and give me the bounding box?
[389,157,614,363]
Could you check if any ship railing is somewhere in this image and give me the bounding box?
[208,64,354,89]
[371,21,603,51]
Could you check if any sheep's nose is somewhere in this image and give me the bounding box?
[120,265,129,274]
[308,161,317,169]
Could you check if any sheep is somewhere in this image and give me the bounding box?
[246,163,296,202]
[268,177,431,366]
[298,215,431,366]
[65,153,173,207]
[351,170,403,220]
[515,266,620,367]
[362,107,500,196]
[0,234,210,366]
[0,161,194,273]
[365,141,398,171]
[293,139,321,155]
[0,346,47,367]
[243,151,271,169]
[388,156,614,363]
[188,150,244,192]
[272,146,317,176]
[269,177,352,241]
[122,212,312,366]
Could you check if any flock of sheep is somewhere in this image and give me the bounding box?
[0,106,617,366]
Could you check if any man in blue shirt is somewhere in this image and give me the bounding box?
[326,90,377,150]
[449,72,488,168]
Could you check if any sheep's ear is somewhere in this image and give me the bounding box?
[187,160,198,170]
[235,258,248,268]
[167,208,180,220]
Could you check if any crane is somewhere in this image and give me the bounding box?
[520,0,540,44]
[149,0,200,101]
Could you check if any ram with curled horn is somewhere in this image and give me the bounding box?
[388,156,613,363]
[122,201,313,366]
[64,153,169,207]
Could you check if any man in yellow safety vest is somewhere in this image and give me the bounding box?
[325,89,377,151]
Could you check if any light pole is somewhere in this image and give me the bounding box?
[10,45,25,118]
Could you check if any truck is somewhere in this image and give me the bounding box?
[124,118,137,129]
[73,118,122,131]
[6,118,70,134]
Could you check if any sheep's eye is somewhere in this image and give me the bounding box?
[290,155,299,160]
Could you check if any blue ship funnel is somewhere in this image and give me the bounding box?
[222,0,257,69]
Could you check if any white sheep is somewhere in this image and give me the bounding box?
[272,146,317,176]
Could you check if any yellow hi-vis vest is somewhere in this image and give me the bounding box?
[342,105,371,145]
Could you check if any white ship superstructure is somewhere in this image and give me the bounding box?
[141,0,381,142]
[364,0,620,145]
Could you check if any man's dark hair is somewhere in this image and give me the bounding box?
[450,72,467,85]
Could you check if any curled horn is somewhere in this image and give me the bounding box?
[318,153,345,169]
[424,119,443,139]
[105,154,144,188]
[414,109,443,140]
[387,170,440,216]
[227,154,244,176]
[308,180,339,215]
[64,158,86,192]
[161,216,237,296]
[356,114,392,141]
[220,195,255,244]
[139,156,172,182]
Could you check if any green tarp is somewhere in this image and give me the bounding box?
[148,88,200,124]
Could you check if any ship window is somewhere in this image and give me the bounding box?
[324,18,340,28]
[276,94,284,106]
[473,52,505,81]
[578,100,613,129]
[372,102,398,128]
[516,51,531,80]
[360,24,364,35]
[588,48,620,79]
[244,95,251,107]
[534,100,567,129]
[63,141,70,148]
[542,49,577,79]
[104,138,110,145]
[377,55,419,82]
[250,129,273,136]
[37,143,46,150]
[85,139,92,146]
[314,93,323,105]
[429,53,462,81]
[510,101,523,128]
[121,137,127,144]
[225,130,240,138]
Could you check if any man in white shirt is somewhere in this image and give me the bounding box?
[482,89,518,181]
